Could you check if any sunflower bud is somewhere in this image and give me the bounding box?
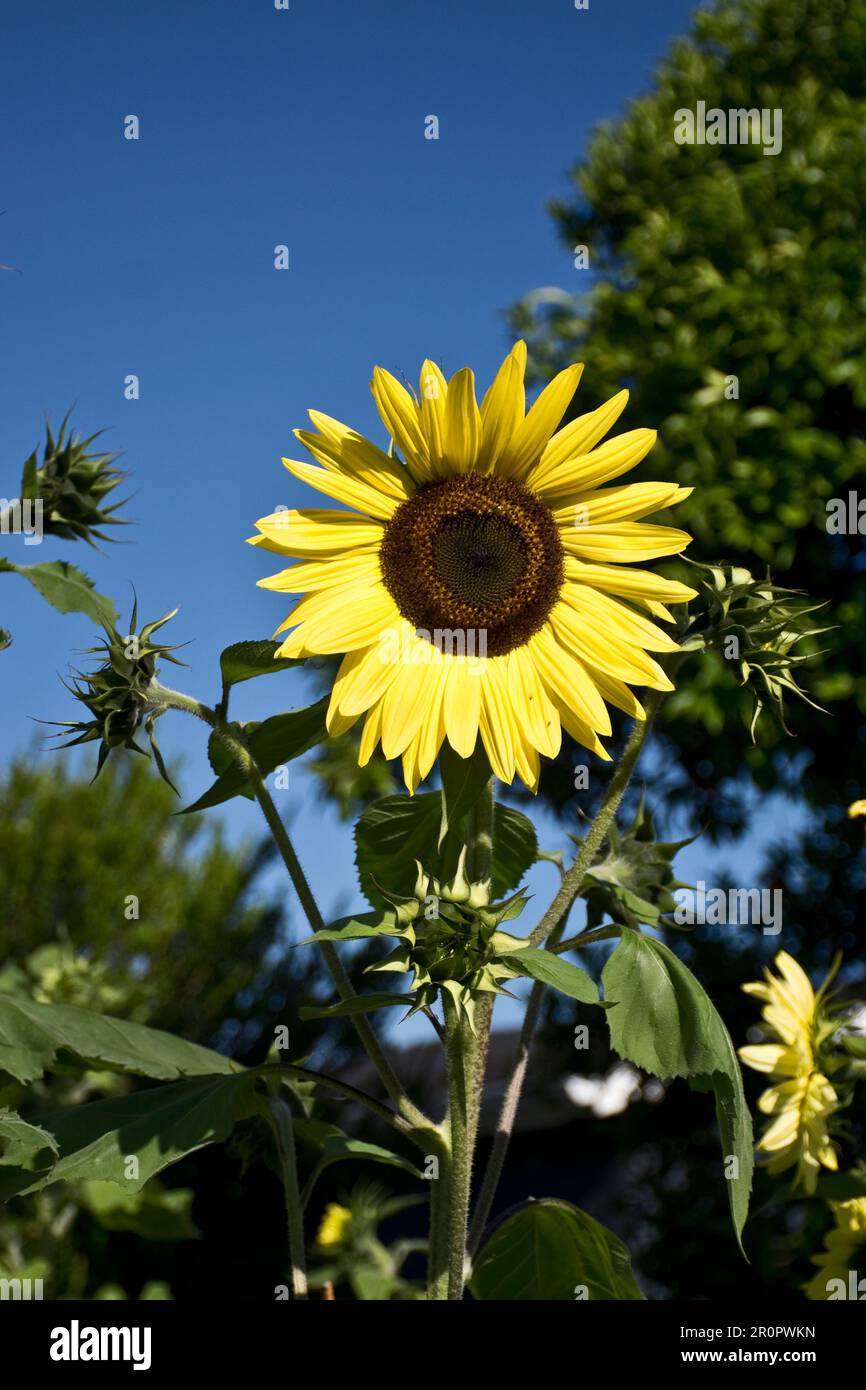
[21,412,127,546]
[680,561,830,737]
[52,603,183,787]
[366,856,527,1029]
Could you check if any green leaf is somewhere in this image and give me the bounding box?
[0,627,11,651]
[438,742,491,847]
[0,995,235,1086]
[182,697,329,813]
[219,640,302,693]
[0,1074,259,1198]
[355,793,537,908]
[0,1109,59,1198]
[295,912,411,947]
[0,558,118,627]
[499,948,600,1005]
[470,1198,644,1301]
[302,1135,423,1207]
[601,930,753,1250]
[299,993,413,1021]
[81,1180,201,1241]
[491,805,539,898]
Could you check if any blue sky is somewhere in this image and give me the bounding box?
[3,0,797,1040]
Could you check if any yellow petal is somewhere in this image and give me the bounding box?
[443,659,482,758]
[531,427,656,500]
[329,639,402,717]
[550,600,674,690]
[478,346,525,473]
[276,584,397,657]
[528,389,630,484]
[281,456,398,521]
[381,662,436,759]
[504,363,584,479]
[253,509,383,558]
[553,481,691,528]
[300,415,415,503]
[548,690,612,760]
[738,1043,789,1074]
[258,552,382,593]
[561,521,692,564]
[478,659,517,782]
[560,584,681,653]
[444,367,482,473]
[527,627,611,734]
[359,700,384,766]
[417,359,448,475]
[564,556,697,606]
[371,367,431,481]
[508,647,561,759]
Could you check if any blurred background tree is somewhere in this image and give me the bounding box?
[0,753,418,1298]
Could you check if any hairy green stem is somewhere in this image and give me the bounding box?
[426,1147,452,1301]
[267,1093,308,1300]
[443,996,476,1300]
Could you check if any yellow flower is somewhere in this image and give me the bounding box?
[804,1198,866,1300]
[250,344,695,792]
[739,951,840,1194]
[316,1202,352,1248]
[848,800,866,835]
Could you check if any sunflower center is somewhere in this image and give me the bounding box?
[379,474,564,657]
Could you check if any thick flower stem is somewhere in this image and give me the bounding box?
[469,684,673,1256]
[426,1145,452,1301]
[267,1093,308,1300]
[443,995,478,1300]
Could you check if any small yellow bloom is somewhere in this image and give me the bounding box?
[848,800,866,835]
[804,1198,866,1300]
[316,1202,352,1248]
[739,951,840,1194]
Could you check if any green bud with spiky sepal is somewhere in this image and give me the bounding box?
[679,559,831,738]
[50,601,184,789]
[377,854,528,1024]
[21,411,129,546]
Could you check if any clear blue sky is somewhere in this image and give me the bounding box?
[5,0,790,1039]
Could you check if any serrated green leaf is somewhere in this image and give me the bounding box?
[0,995,235,1085]
[0,1109,59,1198]
[0,558,118,627]
[499,948,600,1004]
[438,742,491,847]
[0,1074,259,1197]
[601,930,753,1251]
[354,793,537,909]
[470,1198,644,1301]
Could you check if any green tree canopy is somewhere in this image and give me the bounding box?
[510,0,866,835]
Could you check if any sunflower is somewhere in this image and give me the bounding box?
[804,1197,866,1300]
[739,951,841,1194]
[250,343,695,791]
